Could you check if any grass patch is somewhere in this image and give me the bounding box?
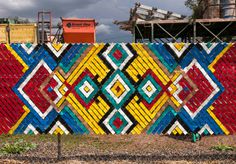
[0,139,37,155]
[211,144,236,152]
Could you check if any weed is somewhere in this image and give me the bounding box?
[211,144,236,152]
[0,139,37,155]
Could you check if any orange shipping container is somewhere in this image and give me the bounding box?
[62,18,96,43]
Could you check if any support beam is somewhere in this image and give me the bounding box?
[135,24,144,42]
[151,23,154,43]
[57,134,62,160]
[210,22,233,42]
[155,23,177,42]
[193,20,196,43]
[133,23,136,43]
[174,23,190,39]
[199,22,223,42]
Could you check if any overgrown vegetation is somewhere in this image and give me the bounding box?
[0,139,37,155]
[211,144,236,152]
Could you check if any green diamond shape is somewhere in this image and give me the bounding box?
[102,70,135,109]
[138,74,162,103]
[75,75,98,104]
[108,111,128,134]
[108,44,129,68]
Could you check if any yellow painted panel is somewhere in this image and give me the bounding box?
[0,25,7,43]
[9,24,37,43]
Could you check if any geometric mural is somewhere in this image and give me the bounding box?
[0,42,235,135]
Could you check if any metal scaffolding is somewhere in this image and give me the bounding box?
[132,18,236,43]
[37,11,52,43]
[114,3,236,43]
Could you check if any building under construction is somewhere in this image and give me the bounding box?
[115,0,236,43]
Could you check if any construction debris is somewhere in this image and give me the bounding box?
[114,3,187,32]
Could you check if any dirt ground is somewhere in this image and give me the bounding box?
[0,134,236,163]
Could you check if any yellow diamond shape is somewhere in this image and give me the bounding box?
[175,126,183,135]
[146,85,153,92]
[84,86,90,93]
[111,80,126,98]
[54,127,64,135]
[52,43,63,51]
[174,43,185,51]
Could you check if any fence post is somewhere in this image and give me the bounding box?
[57,133,62,160]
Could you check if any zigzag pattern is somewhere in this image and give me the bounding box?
[0,43,235,135]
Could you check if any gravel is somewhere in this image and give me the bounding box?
[0,134,235,163]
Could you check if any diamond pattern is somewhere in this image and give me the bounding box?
[74,74,98,104]
[103,44,133,70]
[138,74,162,104]
[103,109,133,134]
[1,43,234,136]
[102,70,135,109]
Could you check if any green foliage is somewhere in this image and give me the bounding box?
[211,144,236,152]
[185,0,198,9]
[0,139,37,155]
[185,0,203,19]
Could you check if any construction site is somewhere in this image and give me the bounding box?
[0,0,236,43]
[0,0,236,163]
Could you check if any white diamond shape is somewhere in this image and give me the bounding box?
[198,124,214,135]
[21,43,37,54]
[24,124,39,135]
[103,109,133,134]
[142,80,157,98]
[183,59,220,119]
[49,121,69,135]
[105,74,130,104]
[79,81,94,98]
[102,43,133,70]
[200,43,218,54]
[46,43,69,57]
[167,121,188,135]
[51,74,63,104]
[18,60,53,119]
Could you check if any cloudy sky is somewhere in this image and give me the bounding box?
[0,0,191,42]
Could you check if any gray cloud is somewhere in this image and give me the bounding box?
[0,0,102,18]
[96,24,112,34]
[0,0,191,42]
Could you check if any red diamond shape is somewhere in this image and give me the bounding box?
[113,50,123,60]
[113,118,123,129]
[23,66,51,113]
[185,65,214,113]
[116,86,121,92]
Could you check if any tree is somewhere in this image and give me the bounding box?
[185,0,203,19]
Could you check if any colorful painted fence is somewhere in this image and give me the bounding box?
[0,43,235,135]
